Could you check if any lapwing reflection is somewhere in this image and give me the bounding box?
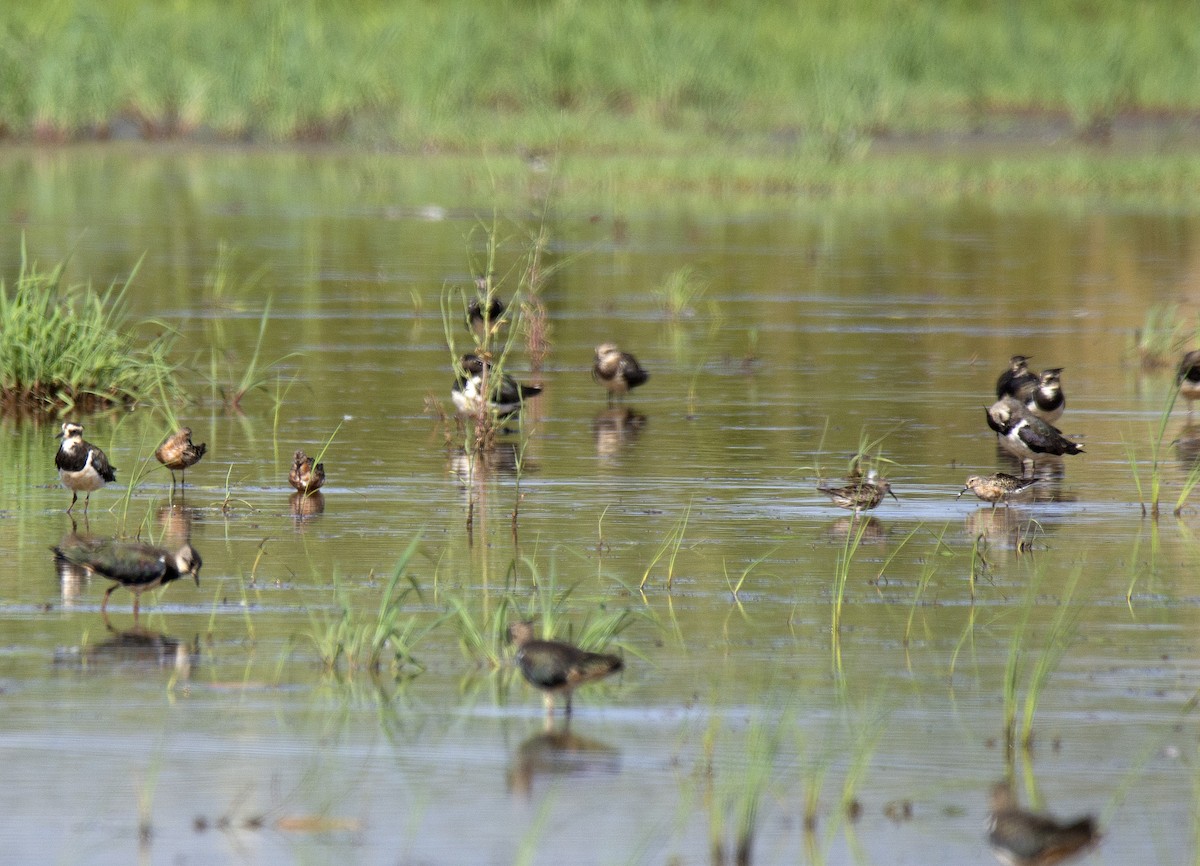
[987,781,1100,866]
[507,724,620,798]
[592,406,647,459]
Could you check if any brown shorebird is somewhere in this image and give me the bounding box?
[1178,350,1200,414]
[592,342,649,404]
[958,473,1039,509]
[996,355,1039,401]
[507,621,624,716]
[817,471,898,515]
[289,450,326,494]
[986,397,1083,478]
[154,427,207,489]
[53,536,201,619]
[987,782,1100,866]
[55,422,117,514]
[451,354,543,419]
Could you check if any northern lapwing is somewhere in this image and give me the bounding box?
[996,355,1039,401]
[987,782,1099,866]
[55,422,117,514]
[289,450,326,494]
[817,470,898,515]
[958,473,1039,509]
[466,278,506,339]
[53,536,201,618]
[592,342,649,404]
[986,397,1083,478]
[1024,368,1065,424]
[507,621,624,716]
[154,427,206,489]
[452,354,542,419]
[1178,350,1200,414]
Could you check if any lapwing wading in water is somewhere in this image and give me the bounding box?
[592,342,649,404]
[996,355,1039,401]
[452,354,543,419]
[958,473,1039,509]
[817,471,898,515]
[53,537,201,619]
[507,621,624,716]
[1024,368,1065,424]
[154,427,206,489]
[289,450,326,494]
[987,781,1100,866]
[986,396,1083,478]
[1178,350,1200,414]
[55,422,117,514]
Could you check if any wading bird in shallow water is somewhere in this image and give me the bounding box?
[592,342,649,404]
[987,781,1099,866]
[452,354,543,419]
[1024,368,1066,424]
[288,450,326,494]
[958,473,1039,509]
[1178,350,1200,414]
[996,355,1039,401]
[507,621,624,716]
[154,427,206,489]
[55,422,117,514]
[53,537,201,619]
[986,397,1083,478]
[817,470,898,515]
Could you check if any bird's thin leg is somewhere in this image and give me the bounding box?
[102,584,118,614]
[67,492,77,514]
[132,594,140,620]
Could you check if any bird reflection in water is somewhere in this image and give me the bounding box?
[156,501,197,548]
[987,780,1100,866]
[965,507,1043,556]
[825,515,888,545]
[448,442,526,487]
[507,722,621,798]
[55,622,197,680]
[1175,422,1200,467]
[290,490,325,521]
[592,407,647,460]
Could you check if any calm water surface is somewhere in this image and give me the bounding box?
[0,146,1199,865]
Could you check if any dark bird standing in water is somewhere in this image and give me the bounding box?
[53,536,202,618]
[507,621,624,716]
[958,473,1039,509]
[987,782,1100,866]
[817,471,898,515]
[289,450,326,494]
[592,342,649,404]
[154,427,206,489]
[55,422,117,514]
[986,397,1083,478]
[1024,368,1066,424]
[1178,350,1200,414]
[452,354,543,419]
[996,355,1039,401]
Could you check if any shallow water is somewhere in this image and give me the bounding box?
[1,145,1199,864]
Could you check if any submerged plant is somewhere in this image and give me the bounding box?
[0,245,179,414]
[654,266,708,320]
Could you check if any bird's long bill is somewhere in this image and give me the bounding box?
[888,489,900,502]
[955,488,967,500]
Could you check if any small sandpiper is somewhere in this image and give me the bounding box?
[1178,350,1200,413]
[507,621,624,716]
[452,354,543,419]
[154,427,207,489]
[987,781,1099,866]
[53,536,202,619]
[996,355,1039,401]
[592,342,649,404]
[986,397,1083,478]
[958,473,1039,509]
[817,470,898,514]
[289,450,326,494]
[1024,368,1065,424]
[55,422,117,514]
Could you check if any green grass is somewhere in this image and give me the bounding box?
[0,244,179,414]
[3,1,1200,154]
